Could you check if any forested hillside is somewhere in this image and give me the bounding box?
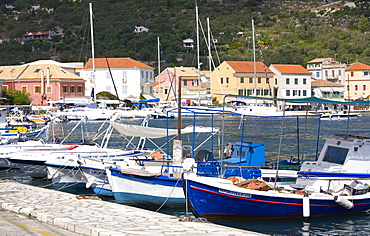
[1,0,370,74]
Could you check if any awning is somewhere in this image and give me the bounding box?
[111,122,219,139]
[217,94,370,106]
[319,87,345,92]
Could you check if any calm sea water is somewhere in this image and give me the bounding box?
[2,113,370,235]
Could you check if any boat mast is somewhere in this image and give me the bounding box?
[207,18,212,103]
[252,19,257,98]
[89,3,96,102]
[196,4,201,106]
[157,37,161,79]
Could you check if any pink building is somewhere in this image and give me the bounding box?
[1,62,85,106]
[153,66,210,104]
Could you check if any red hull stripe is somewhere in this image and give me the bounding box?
[191,186,343,207]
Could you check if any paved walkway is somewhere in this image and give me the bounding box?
[0,180,266,236]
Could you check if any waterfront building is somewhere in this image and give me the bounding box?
[311,79,344,100]
[211,61,274,103]
[76,58,154,101]
[269,64,312,99]
[345,62,370,100]
[306,58,346,84]
[154,67,210,105]
[0,60,85,106]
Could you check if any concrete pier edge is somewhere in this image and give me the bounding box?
[0,180,266,236]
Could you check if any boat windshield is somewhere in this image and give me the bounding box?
[322,146,349,165]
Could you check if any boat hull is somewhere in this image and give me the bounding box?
[107,168,185,206]
[80,166,113,197]
[184,175,370,218]
[47,165,86,189]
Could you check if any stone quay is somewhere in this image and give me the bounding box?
[0,180,266,236]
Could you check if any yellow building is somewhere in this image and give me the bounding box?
[345,62,370,100]
[211,61,274,103]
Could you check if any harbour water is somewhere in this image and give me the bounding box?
[2,112,370,235]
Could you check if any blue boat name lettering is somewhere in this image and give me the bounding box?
[219,189,251,198]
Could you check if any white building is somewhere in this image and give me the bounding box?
[269,64,312,99]
[134,26,149,35]
[76,58,154,101]
[306,58,346,85]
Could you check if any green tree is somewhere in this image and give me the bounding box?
[3,88,32,105]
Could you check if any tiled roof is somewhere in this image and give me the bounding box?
[0,64,84,80]
[271,64,311,74]
[167,67,198,77]
[345,62,370,71]
[225,61,273,74]
[311,79,343,87]
[22,31,54,37]
[306,58,332,63]
[84,58,154,69]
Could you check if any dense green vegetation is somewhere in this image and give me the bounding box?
[1,0,370,73]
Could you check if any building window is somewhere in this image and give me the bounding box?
[293,90,297,96]
[122,86,127,94]
[355,85,358,91]
[316,72,320,78]
[257,77,261,83]
[347,85,350,91]
[122,71,127,79]
[238,89,245,96]
[184,80,188,86]
[34,85,41,94]
[63,85,68,93]
[364,84,367,91]
[141,71,144,78]
[266,78,269,84]
[164,88,168,94]
[325,71,328,77]
[220,77,223,84]
[70,86,75,94]
[303,78,307,84]
[46,86,52,93]
[192,80,198,86]
[263,89,269,95]
[286,78,290,84]
[351,71,354,77]
[21,86,27,93]
[364,71,370,76]
[78,85,82,93]
[249,77,253,83]
[286,90,290,96]
[339,70,341,76]
[226,77,229,84]
[274,79,278,85]
[240,77,244,83]
[332,70,335,77]
[294,78,298,84]
[247,89,253,96]
[303,90,307,96]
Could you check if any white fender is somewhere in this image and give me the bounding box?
[303,193,310,218]
[334,196,354,209]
